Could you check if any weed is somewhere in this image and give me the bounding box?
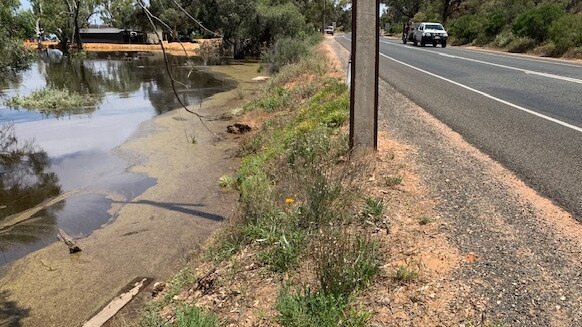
[191,136,197,144]
[277,287,348,326]
[218,175,236,189]
[164,268,196,302]
[258,231,304,272]
[394,265,418,283]
[384,175,403,187]
[314,229,379,298]
[236,87,245,100]
[174,305,218,327]
[6,87,100,117]
[363,197,384,221]
[205,226,245,263]
[418,215,432,225]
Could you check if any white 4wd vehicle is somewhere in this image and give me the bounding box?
[413,22,448,47]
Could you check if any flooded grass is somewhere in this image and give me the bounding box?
[6,87,100,117]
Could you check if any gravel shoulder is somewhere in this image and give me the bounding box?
[330,36,582,326]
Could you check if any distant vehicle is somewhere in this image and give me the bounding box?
[324,26,335,35]
[412,22,448,48]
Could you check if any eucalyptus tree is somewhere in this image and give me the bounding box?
[0,0,35,71]
[31,0,102,50]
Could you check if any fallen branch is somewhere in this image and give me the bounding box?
[57,228,81,253]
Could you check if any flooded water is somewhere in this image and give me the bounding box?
[0,52,235,266]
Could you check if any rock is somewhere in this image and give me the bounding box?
[152,282,166,296]
[252,76,270,81]
[227,123,252,134]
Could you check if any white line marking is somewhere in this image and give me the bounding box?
[377,51,582,133]
[379,40,582,84]
[380,38,582,69]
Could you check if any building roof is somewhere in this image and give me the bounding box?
[80,28,124,34]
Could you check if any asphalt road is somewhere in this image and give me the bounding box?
[337,36,582,219]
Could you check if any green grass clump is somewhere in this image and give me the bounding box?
[314,230,379,298]
[362,197,384,221]
[418,215,432,225]
[7,87,100,117]
[384,175,402,187]
[394,265,418,283]
[174,305,218,327]
[277,287,370,327]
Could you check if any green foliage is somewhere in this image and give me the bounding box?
[218,175,235,188]
[363,197,384,221]
[277,287,349,327]
[0,1,34,71]
[263,37,312,74]
[174,305,218,327]
[394,265,418,283]
[6,87,100,117]
[512,4,565,43]
[448,15,485,45]
[549,14,582,53]
[418,215,432,225]
[245,87,290,112]
[277,287,372,327]
[314,230,379,298]
[507,36,537,53]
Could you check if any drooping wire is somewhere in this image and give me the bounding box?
[137,0,217,135]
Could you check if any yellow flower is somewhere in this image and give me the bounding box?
[285,197,295,204]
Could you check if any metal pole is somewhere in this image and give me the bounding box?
[349,0,379,150]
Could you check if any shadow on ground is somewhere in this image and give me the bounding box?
[113,200,225,222]
[0,290,30,327]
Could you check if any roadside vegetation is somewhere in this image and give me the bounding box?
[139,36,388,326]
[6,87,100,117]
[382,0,582,58]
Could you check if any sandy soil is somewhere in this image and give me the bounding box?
[0,63,264,327]
[25,40,221,57]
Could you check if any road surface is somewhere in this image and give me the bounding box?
[337,36,582,220]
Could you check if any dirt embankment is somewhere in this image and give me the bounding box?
[0,63,264,327]
[146,37,582,326]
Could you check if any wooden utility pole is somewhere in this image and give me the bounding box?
[349,0,379,150]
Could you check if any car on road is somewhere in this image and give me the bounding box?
[411,22,448,47]
[324,26,335,35]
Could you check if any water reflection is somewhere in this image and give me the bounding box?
[0,124,62,257]
[0,125,61,220]
[0,52,234,266]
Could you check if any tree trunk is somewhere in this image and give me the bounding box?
[73,0,83,49]
[442,0,450,24]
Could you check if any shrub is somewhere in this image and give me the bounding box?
[448,15,485,45]
[263,37,311,74]
[483,11,507,38]
[493,31,515,48]
[313,229,379,298]
[549,14,582,53]
[507,36,536,53]
[512,4,565,43]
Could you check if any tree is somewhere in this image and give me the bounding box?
[0,0,34,71]
[31,0,101,50]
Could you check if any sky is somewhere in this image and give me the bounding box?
[20,0,32,10]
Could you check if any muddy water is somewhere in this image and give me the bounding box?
[0,52,235,266]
